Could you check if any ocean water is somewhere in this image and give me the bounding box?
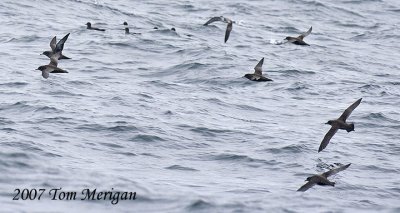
[1,0,400,212]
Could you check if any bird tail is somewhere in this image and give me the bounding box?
[346,124,355,132]
[60,54,71,60]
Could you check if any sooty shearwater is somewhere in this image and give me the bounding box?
[36,53,68,79]
[285,26,312,46]
[318,98,362,152]
[203,16,234,43]
[86,22,106,31]
[244,58,273,82]
[42,33,71,60]
[297,163,351,192]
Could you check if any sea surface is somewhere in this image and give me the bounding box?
[0,0,400,212]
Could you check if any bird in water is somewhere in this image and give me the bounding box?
[36,52,68,79]
[41,33,71,60]
[203,16,234,43]
[86,22,106,31]
[284,26,312,45]
[318,98,362,152]
[244,58,273,82]
[297,163,351,192]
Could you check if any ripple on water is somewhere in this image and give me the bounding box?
[129,134,166,143]
[165,165,198,171]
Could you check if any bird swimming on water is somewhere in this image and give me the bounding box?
[203,16,234,43]
[318,98,362,152]
[284,26,312,45]
[244,58,273,82]
[36,52,68,79]
[41,33,71,60]
[297,163,351,192]
[86,22,106,31]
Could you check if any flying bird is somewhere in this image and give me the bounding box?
[244,58,273,82]
[284,26,312,46]
[41,33,71,60]
[36,53,68,79]
[318,98,362,152]
[297,163,351,192]
[86,22,106,31]
[203,16,234,43]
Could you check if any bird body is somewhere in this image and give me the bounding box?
[297,163,351,192]
[42,33,71,60]
[318,98,362,152]
[204,16,234,43]
[86,22,106,31]
[285,26,312,46]
[244,58,273,82]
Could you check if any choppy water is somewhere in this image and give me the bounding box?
[1,0,400,212]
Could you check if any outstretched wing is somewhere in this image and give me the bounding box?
[50,36,57,51]
[298,26,312,40]
[322,163,351,178]
[254,58,264,76]
[224,21,232,43]
[318,127,338,152]
[297,181,316,192]
[203,16,224,26]
[338,98,362,122]
[50,68,68,73]
[42,71,50,79]
[55,33,70,53]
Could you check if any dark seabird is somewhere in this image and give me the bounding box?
[203,16,234,43]
[124,27,141,35]
[244,58,273,82]
[318,98,362,152]
[36,53,68,79]
[86,22,106,31]
[297,163,351,192]
[123,21,128,26]
[171,27,176,32]
[285,26,312,46]
[42,33,71,60]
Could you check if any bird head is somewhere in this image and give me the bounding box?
[41,51,51,57]
[244,74,252,80]
[36,66,46,71]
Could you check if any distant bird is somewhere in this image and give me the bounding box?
[203,16,234,43]
[41,33,71,60]
[318,98,362,152]
[123,21,128,26]
[125,27,130,34]
[86,22,106,31]
[297,163,351,192]
[284,26,312,46]
[36,53,68,79]
[244,58,273,82]
[171,27,176,32]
